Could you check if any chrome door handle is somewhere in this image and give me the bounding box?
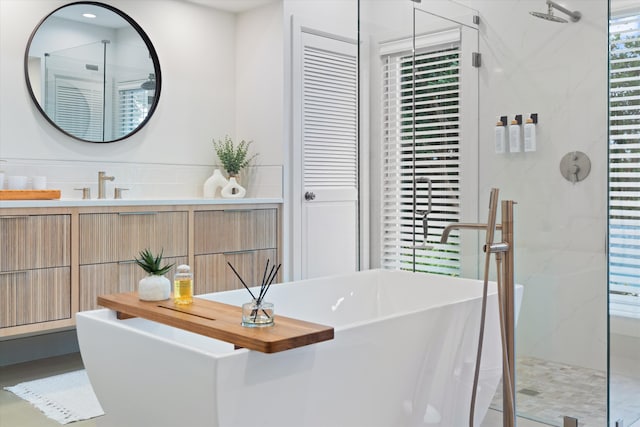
[304,191,316,201]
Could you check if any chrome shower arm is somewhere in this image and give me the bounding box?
[546,0,581,22]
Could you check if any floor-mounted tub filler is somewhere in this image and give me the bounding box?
[77,268,523,427]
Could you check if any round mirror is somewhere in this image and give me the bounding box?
[24,2,161,143]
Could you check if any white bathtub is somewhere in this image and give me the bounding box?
[76,269,523,427]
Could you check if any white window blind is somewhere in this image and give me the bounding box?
[610,11,640,318]
[117,86,150,139]
[381,37,461,275]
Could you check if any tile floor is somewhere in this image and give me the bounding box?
[481,409,552,427]
[1,353,639,427]
[491,356,640,427]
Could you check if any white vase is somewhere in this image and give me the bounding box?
[138,274,171,301]
[203,169,228,198]
[221,177,246,198]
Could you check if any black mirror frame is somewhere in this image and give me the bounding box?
[24,1,162,143]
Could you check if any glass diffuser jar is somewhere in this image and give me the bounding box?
[241,299,274,327]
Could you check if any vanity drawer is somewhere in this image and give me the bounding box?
[194,249,276,294]
[0,267,71,328]
[79,211,188,265]
[0,214,70,272]
[80,256,187,311]
[194,209,277,255]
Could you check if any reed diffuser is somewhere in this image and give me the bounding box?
[228,259,281,327]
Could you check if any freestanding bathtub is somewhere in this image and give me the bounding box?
[76,269,523,427]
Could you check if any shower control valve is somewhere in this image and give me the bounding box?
[560,151,590,184]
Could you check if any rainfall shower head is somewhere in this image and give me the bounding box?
[530,0,581,23]
[141,73,156,90]
[530,7,568,23]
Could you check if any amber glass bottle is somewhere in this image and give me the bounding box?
[173,264,193,305]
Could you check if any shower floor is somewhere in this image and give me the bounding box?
[490,357,640,427]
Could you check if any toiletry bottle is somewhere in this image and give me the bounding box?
[524,117,537,152]
[509,118,521,153]
[173,264,193,305]
[495,121,506,154]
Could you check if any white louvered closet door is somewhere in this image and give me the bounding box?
[297,30,358,280]
[53,77,103,141]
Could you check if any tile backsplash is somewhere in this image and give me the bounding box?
[0,159,282,200]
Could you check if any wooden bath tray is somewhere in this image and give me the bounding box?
[97,292,334,353]
[0,190,61,200]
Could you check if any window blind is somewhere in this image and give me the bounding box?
[609,11,640,318]
[117,87,150,139]
[381,40,461,275]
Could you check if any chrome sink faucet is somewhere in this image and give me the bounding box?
[98,171,115,199]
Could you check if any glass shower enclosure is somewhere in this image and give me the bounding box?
[38,40,154,142]
[360,0,617,426]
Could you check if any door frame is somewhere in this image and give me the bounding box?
[287,19,359,281]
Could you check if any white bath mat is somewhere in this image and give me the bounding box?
[4,369,104,424]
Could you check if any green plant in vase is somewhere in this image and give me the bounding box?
[212,135,258,198]
[212,135,258,177]
[135,248,174,301]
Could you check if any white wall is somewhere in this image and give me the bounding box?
[236,0,284,167]
[0,0,282,199]
[233,1,285,196]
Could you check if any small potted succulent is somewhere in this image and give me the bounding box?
[135,248,174,301]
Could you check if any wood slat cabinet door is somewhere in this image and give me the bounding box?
[194,249,276,294]
[194,209,277,254]
[0,215,70,271]
[79,211,188,264]
[0,267,71,328]
[80,256,187,311]
[193,208,278,295]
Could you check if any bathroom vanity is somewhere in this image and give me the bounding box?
[0,199,281,338]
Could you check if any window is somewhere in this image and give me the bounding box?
[609,10,640,318]
[117,85,152,139]
[381,31,462,276]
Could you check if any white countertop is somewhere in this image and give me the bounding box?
[0,197,283,209]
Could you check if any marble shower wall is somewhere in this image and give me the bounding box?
[462,0,608,371]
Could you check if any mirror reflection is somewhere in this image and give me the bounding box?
[25,2,161,143]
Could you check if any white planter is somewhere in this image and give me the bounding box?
[221,177,246,198]
[203,169,228,198]
[138,274,171,301]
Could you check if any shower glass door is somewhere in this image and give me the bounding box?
[365,0,480,282]
[609,1,640,425]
